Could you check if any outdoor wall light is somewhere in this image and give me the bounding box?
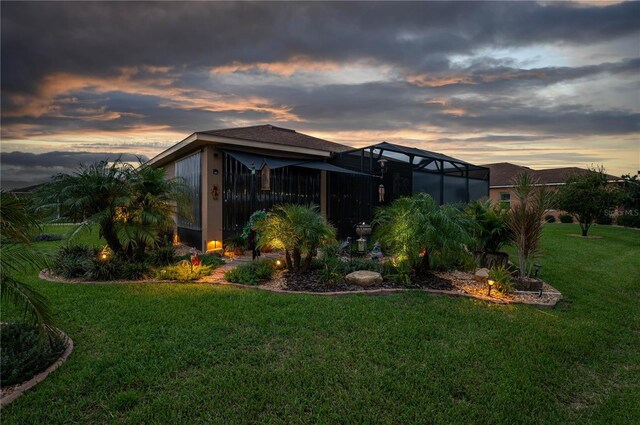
[487,279,495,296]
[276,260,282,267]
[206,240,221,251]
[213,169,219,175]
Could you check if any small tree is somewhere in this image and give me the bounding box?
[508,173,554,279]
[374,193,471,273]
[557,165,618,236]
[256,204,335,272]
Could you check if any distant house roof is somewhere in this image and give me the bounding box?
[199,124,352,153]
[482,162,620,187]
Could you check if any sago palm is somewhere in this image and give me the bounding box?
[257,204,335,272]
[0,191,55,334]
[116,165,190,260]
[374,193,471,273]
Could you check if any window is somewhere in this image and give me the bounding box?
[175,151,202,230]
[499,192,511,208]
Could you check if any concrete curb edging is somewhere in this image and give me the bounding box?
[39,270,561,308]
[0,331,74,408]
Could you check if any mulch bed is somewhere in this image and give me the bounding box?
[263,269,453,293]
[258,268,562,306]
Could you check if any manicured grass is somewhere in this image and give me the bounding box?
[2,224,639,423]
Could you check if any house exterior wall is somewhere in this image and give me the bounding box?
[489,186,571,222]
[202,145,224,252]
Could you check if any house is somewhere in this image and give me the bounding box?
[482,162,620,218]
[146,124,490,251]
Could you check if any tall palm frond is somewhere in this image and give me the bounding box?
[0,191,55,333]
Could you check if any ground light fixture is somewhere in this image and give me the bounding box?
[276,260,282,267]
[487,279,495,296]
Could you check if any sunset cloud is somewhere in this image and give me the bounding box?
[1,1,638,184]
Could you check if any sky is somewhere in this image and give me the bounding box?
[1,1,639,187]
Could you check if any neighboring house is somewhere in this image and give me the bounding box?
[147,124,490,251]
[482,162,620,218]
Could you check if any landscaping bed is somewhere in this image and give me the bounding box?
[264,269,453,292]
[231,266,561,306]
[0,324,72,406]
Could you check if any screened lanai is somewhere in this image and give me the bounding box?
[327,142,490,236]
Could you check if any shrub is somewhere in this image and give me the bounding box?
[545,214,556,223]
[465,199,510,254]
[50,245,94,278]
[120,261,150,280]
[616,213,640,228]
[595,215,613,225]
[345,257,384,274]
[252,258,276,279]
[559,214,573,224]
[87,255,125,281]
[489,265,514,294]
[154,262,213,281]
[224,259,276,285]
[148,246,176,266]
[224,264,260,285]
[0,323,66,386]
[175,253,225,269]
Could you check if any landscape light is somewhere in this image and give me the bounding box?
[487,279,495,296]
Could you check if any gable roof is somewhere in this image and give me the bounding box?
[199,124,352,153]
[482,162,620,187]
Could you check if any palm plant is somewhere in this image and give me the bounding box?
[466,199,510,254]
[256,204,335,272]
[116,165,189,261]
[35,159,189,261]
[35,159,132,256]
[374,193,471,273]
[0,191,55,334]
[508,172,555,279]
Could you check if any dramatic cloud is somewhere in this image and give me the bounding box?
[1,1,639,182]
[0,151,148,189]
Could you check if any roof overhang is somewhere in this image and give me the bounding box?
[146,132,332,168]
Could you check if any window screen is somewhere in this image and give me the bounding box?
[175,151,202,230]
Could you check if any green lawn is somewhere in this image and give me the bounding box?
[2,224,639,424]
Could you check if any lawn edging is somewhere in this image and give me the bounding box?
[40,269,562,308]
[0,330,74,408]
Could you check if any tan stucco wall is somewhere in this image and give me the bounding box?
[202,145,224,252]
[489,186,570,221]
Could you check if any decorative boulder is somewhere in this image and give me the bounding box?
[474,268,489,283]
[345,270,383,287]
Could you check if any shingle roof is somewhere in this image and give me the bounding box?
[482,163,532,186]
[482,162,620,187]
[199,124,352,153]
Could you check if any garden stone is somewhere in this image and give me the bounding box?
[474,268,489,283]
[345,270,382,287]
